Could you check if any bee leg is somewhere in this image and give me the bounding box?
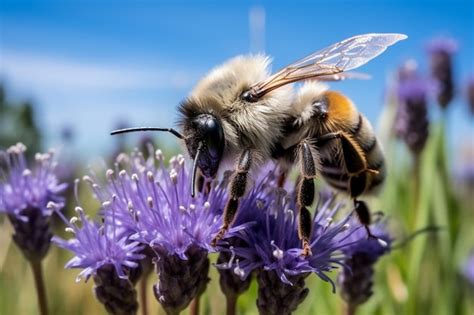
[277,167,288,188]
[296,140,317,256]
[314,131,342,146]
[211,149,252,247]
[353,199,388,247]
[317,132,385,246]
[317,131,371,195]
[196,170,212,196]
[345,153,381,243]
[317,131,378,176]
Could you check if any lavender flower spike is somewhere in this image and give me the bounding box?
[467,76,474,116]
[394,66,431,155]
[337,220,392,313]
[0,143,66,261]
[52,203,145,315]
[427,36,458,109]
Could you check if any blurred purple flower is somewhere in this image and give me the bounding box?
[394,67,432,155]
[427,36,458,109]
[337,220,392,311]
[426,36,458,56]
[52,204,145,314]
[0,143,66,261]
[467,76,474,115]
[463,253,474,286]
[454,161,474,188]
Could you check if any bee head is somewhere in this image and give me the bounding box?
[185,113,225,178]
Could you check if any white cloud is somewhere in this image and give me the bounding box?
[0,51,197,91]
[0,50,195,158]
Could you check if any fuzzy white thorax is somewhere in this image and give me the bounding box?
[189,55,294,164]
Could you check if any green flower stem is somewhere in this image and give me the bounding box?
[412,153,421,215]
[345,304,357,315]
[140,275,149,315]
[30,260,48,315]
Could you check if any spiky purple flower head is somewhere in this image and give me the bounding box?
[0,143,66,261]
[337,220,392,312]
[426,36,458,109]
[216,168,361,315]
[52,202,145,315]
[83,147,252,314]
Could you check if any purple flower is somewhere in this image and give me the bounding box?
[52,203,145,315]
[426,36,458,56]
[427,36,458,109]
[337,220,391,311]
[82,147,252,314]
[216,169,360,314]
[340,219,391,262]
[0,143,66,261]
[86,148,243,258]
[0,143,66,218]
[394,66,432,155]
[467,76,474,116]
[218,188,355,284]
[463,253,474,286]
[52,204,145,282]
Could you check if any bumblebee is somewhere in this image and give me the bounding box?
[112,33,407,255]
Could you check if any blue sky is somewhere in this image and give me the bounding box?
[0,0,473,159]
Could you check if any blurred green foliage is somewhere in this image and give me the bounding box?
[0,84,42,157]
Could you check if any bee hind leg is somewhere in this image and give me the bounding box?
[317,132,386,247]
[296,140,319,256]
[317,131,378,176]
[211,149,252,247]
[353,199,388,247]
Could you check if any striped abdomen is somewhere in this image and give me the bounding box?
[319,113,386,196]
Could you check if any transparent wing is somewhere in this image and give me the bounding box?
[314,72,371,82]
[250,33,407,97]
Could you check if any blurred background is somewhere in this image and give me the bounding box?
[1,0,473,314]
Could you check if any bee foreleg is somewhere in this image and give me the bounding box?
[211,149,252,247]
[296,140,318,256]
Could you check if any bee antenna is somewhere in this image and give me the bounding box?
[191,142,203,198]
[110,127,184,139]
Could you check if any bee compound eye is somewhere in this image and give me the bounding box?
[204,118,224,159]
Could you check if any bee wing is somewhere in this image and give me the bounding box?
[250,33,407,97]
[314,72,372,82]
